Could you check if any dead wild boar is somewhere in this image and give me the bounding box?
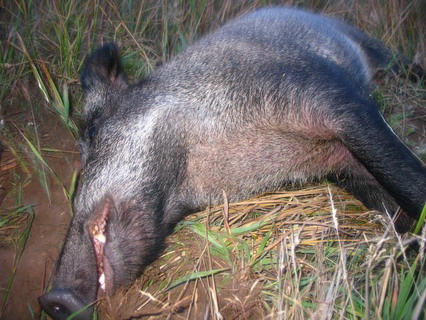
[39,6,426,319]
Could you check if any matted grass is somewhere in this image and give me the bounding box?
[97,186,426,319]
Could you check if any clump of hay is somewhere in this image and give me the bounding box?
[99,185,410,319]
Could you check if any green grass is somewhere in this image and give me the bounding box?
[0,204,34,316]
[186,192,426,319]
[1,0,425,319]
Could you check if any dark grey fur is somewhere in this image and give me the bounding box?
[39,7,426,319]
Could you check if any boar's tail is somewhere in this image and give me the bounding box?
[332,19,425,80]
[81,43,127,92]
[365,40,425,80]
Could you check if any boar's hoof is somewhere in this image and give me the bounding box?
[38,288,93,320]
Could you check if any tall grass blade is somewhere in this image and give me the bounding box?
[0,207,34,317]
[166,268,228,291]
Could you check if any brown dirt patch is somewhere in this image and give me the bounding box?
[0,94,80,319]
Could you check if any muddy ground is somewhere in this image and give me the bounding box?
[0,98,79,319]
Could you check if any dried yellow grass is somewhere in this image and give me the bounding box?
[99,184,405,319]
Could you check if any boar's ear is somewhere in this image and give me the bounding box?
[81,43,127,92]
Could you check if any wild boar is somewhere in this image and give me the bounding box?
[39,7,426,320]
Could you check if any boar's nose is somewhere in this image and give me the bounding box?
[39,288,93,320]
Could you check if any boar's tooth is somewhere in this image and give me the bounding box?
[99,273,106,291]
[95,233,106,243]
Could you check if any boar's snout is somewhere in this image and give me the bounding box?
[39,288,93,320]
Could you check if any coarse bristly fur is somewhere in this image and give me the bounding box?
[39,7,426,320]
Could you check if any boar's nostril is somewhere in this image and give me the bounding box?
[39,288,93,320]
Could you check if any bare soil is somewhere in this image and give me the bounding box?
[0,98,80,319]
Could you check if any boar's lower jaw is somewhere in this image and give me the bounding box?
[88,197,113,297]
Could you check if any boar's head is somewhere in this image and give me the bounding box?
[39,44,181,319]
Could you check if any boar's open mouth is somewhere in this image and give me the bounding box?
[88,197,114,297]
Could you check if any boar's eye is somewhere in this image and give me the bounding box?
[85,109,102,142]
[87,125,97,141]
[78,123,97,162]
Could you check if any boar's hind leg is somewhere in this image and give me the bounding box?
[331,97,426,222]
[327,168,415,232]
